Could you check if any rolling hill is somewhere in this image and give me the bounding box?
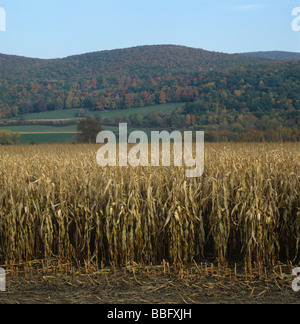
[0,45,268,81]
[0,45,271,118]
[0,45,299,143]
[240,51,300,61]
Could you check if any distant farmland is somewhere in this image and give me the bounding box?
[0,103,182,144]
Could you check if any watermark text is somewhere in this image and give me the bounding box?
[292,7,300,32]
[0,7,6,32]
[0,267,6,292]
[292,267,300,292]
[96,124,204,178]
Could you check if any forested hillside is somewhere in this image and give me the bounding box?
[0,45,299,141]
[118,60,300,141]
[0,45,269,117]
[241,51,300,61]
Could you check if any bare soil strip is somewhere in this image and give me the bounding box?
[1,262,299,304]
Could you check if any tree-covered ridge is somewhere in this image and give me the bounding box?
[0,45,269,117]
[0,45,299,142]
[240,51,300,61]
[0,45,267,80]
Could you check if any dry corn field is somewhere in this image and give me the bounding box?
[0,143,300,269]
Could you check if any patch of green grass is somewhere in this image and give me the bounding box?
[4,109,80,121]
[20,133,76,144]
[0,125,78,133]
[97,103,182,121]
[3,103,182,122]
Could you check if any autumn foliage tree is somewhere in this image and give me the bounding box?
[77,119,104,143]
[0,130,20,145]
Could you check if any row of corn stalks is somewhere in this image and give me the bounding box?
[0,143,299,266]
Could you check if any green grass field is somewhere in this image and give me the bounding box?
[20,133,77,144]
[4,103,182,122]
[0,125,78,133]
[4,109,80,121]
[96,103,182,122]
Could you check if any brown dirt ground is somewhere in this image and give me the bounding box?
[0,262,299,304]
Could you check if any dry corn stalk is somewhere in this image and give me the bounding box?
[0,143,299,267]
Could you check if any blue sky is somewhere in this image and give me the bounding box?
[0,0,299,58]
